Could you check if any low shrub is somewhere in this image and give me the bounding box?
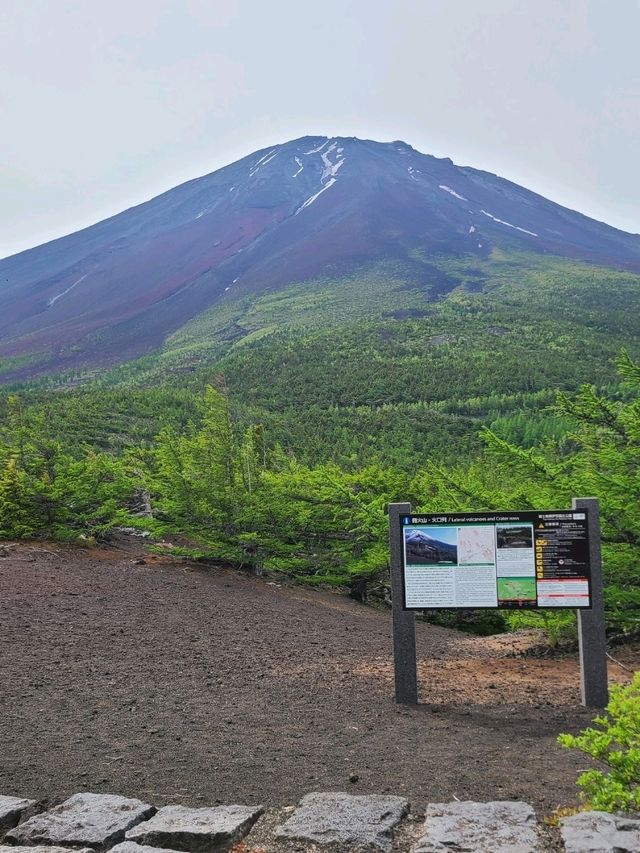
[558,672,640,813]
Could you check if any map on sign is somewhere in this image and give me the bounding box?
[458,526,495,565]
[400,511,592,610]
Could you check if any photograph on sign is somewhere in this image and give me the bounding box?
[404,527,458,565]
[400,511,592,610]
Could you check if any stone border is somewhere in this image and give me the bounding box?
[2,791,639,852]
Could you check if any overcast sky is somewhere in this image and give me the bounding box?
[1,0,638,259]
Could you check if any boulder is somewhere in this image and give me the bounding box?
[111,843,184,853]
[6,793,155,850]
[275,792,408,851]
[1,847,92,853]
[0,797,36,838]
[412,800,541,852]
[125,804,264,852]
[560,810,640,852]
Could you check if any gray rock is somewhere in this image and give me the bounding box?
[0,797,37,838]
[111,843,184,853]
[125,804,264,852]
[560,810,640,852]
[275,792,409,851]
[6,793,155,851]
[1,847,92,853]
[412,801,541,852]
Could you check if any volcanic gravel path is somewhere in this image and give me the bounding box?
[1,541,637,816]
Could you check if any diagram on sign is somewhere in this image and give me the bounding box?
[458,525,495,565]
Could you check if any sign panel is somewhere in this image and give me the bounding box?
[400,510,591,610]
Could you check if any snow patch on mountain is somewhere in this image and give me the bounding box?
[250,148,278,176]
[303,139,329,155]
[292,157,304,177]
[439,185,468,201]
[480,209,538,237]
[48,274,87,308]
[295,140,345,215]
[295,178,337,214]
[320,142,345,181]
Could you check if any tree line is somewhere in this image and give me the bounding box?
[1,353,638,637]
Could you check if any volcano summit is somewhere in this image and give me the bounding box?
[1,135,639,379]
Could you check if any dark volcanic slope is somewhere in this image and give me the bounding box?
[1,135,639,373]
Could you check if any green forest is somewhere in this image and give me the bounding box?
[1,251,639,639]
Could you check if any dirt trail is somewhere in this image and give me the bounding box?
[0,541,637,816]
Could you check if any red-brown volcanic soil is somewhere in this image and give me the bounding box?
[0,540,637,816]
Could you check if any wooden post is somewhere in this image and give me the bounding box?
[573,497,609,708]
[388,502,418,704]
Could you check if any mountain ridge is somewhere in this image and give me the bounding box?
[1,135,639,380]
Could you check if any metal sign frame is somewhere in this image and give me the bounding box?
[388,498,608,708]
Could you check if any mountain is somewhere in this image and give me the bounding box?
[1,135,639,381]
[405,529,458,563]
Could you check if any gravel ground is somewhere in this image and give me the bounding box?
[0,540,637,818]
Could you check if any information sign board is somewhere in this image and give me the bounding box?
[400,510,591,610]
